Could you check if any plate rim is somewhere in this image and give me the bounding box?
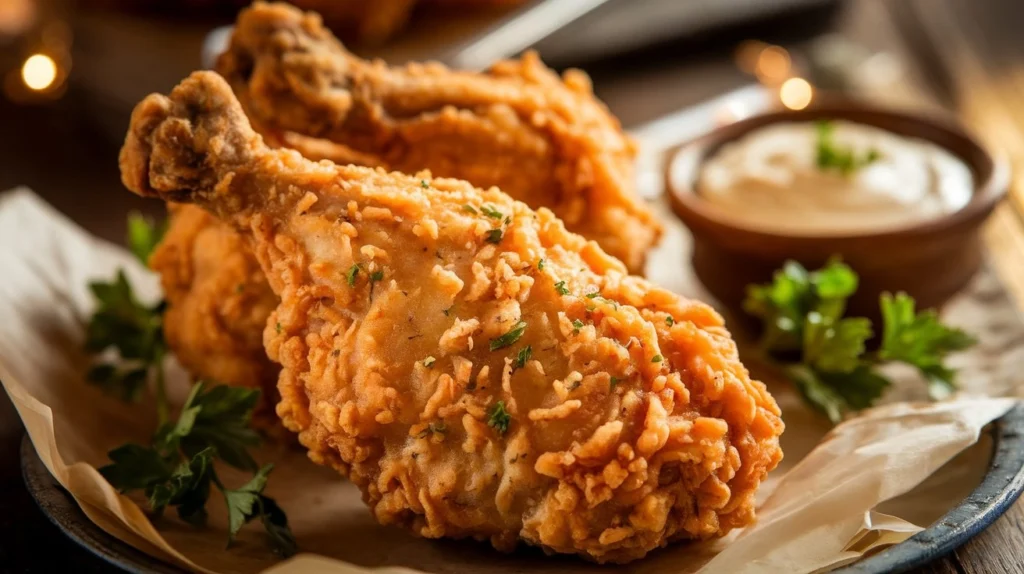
[21,402,1024,574]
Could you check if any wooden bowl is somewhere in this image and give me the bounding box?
[666,103,1009,320]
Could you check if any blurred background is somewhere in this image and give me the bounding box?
[2,0,1024,571]
[4,0,1024,245]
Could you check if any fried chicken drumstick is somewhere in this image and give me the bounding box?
[152,2,661,421]
[122,71,782,563]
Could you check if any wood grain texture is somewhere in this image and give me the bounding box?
[892,1,1024,572]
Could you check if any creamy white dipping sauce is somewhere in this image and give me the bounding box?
[697,120,974,235]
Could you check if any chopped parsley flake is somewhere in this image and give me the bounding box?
[513,346,532,370]
[420,179,429,188]
[652,354,663,363]
[610,376,621,389]
[537,259,546,271]
[572,319,584,334]
[490,321,527,351]
[443,307,452,317]
[555,281,570,295]
[666,316,675,326]
[463,205,478,214]
[275,322,282,334]
[487,401,511,435]
[346,264,359,287]
[481,205,504,220]
[586,291,600,299]
[485,228,504,244]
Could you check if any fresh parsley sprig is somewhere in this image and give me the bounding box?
[99,383,296,555]
[86,215,296,556]
[745,259,975,423]
[815,120,882,176]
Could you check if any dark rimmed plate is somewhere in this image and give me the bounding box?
[21,404,1024,574]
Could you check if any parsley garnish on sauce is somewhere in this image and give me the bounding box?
[744,259,975,423]
[815,120,882,176]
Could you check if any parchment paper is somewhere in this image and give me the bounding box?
[0,187,1020,574]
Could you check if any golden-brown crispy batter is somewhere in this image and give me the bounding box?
[218,2,659,268]
[152,1,661,422]
[122,71,782,563]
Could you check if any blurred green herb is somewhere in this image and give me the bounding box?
[744,259,975,423]
[815,121,882,176]
[126,212,167,265]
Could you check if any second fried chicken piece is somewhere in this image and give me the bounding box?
[221,1,660,270]
[149,203,282,430]
[122,71,782,563]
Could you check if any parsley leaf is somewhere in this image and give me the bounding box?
[802,313,872,374]
[879,292,975,398]
[554,281,570,296]
[490,321,527,351]
[99,443,173,492]
[571,318,584,334]
[148,447,215,521]
[815,120,883,176]
[480,205,504,219]
[487,401,511,434]
[786,364,891,423]
[513,346,532,370]
[346,264,359,287]
[485,228,504,244]
[85,269,168,418]
[173,382,261,471]
[745,260,974,423]
[85,270,165,362]
[126,212,167,265]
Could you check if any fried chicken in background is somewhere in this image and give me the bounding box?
[149,203,282,429]
[152,1,663,424]
[122,71,782,563]
[220,2,659,270]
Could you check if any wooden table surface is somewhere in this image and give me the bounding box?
[1,0,1023,572]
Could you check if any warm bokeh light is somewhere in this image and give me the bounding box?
[21,54,57,91]
[780,77,813,110]
[754,45,791,84]
[735,40,768,74]
[0,0,36,37]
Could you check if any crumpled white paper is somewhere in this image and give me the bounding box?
[0,188,1018,574]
